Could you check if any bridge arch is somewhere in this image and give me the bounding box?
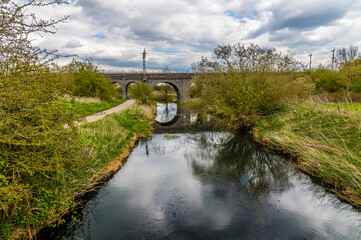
[151,81,180,101]
[124,81,138,98]
[107,73,193,100]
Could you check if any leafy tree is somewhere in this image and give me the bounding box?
[0,1,87,238]
[187,43,313,128]
[64,59,117,101]
[339,59,361,92]
[128,82,153,104]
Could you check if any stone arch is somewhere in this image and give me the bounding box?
[151,81,181,101]
[120,81,138,98]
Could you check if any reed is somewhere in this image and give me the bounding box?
[253,102,361,207]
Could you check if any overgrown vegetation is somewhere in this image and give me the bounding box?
[0,1,150,239]
[152,84,177,102]
[309,45,361,101]
[62,59,119,101]
[253,103,361,207]
[186,42,361,208]
[186,43,313,128]
[0,102,153,239]
[310,59,361,95]
[128,82,153,104]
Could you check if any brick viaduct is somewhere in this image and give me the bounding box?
[106,73,194,100]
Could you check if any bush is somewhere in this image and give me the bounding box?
[64,59,117,101]
[310,68,346,92]
[128,82,153,104]
[0,63,86,235]
[339,59,361,92]
[186,43,313,128]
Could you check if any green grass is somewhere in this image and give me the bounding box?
[0,104,153,239]
[79,105,153,171]
[58,98,126,119]
[253,103,361,207]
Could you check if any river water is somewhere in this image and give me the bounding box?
[40,103,361,240]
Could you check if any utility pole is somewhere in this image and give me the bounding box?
[308,53,312,70]
[331,48,335,70]
[142,48,148,82]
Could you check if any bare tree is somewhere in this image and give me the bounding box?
[335,45,360,67]
[0,0,68,72]
[347,45,359,61]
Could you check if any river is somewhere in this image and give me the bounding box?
[39,103,361,240]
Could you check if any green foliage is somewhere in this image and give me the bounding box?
[0,63,87,238]
[310,68,346,92]
[0,1,129,238]
[78,105,153,174]
[254,103,361,207]
[64,59,117,101]
[152,84,177,102]
[187,43,313,128]
[128,82,153,104]
[339,59,361,92]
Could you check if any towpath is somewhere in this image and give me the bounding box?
[78,99,136,125]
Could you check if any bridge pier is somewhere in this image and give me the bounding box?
[122,87,127,99]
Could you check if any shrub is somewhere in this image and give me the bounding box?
[186,43,313,128]
[128,82,153,104]
[64,59,117,101]
[310,68,346,92]
[339,59,361,92]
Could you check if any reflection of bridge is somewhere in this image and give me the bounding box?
[154,103,210,132]
[106,73,194,99]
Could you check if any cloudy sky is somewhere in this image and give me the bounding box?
[31,0,361,72]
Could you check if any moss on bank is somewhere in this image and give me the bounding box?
[253,103,361,207]
[0,104,154,239]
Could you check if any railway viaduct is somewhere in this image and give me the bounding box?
[106,73,194,99]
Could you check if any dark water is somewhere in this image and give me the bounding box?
[40,103,361,240]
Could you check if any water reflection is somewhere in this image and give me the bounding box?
[40,132,361,240]
[184,132,292,202]
[155,103,178,125]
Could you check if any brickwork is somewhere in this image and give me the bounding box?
[106,73,194,99]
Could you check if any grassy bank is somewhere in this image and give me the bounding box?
[58,98,126,119]
[253,103,361,207]
[0,104,154,239]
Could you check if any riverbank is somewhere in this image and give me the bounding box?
[1,104,155,240]
[253,103,361,208]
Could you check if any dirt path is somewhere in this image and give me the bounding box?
[80,99,136,125]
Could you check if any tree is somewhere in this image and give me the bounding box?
[0,0,67,72]
[0,1,86,238]
[336,45,360,67]
[186,43,312,128]
[128,82,153,104]
[64,59,117,101]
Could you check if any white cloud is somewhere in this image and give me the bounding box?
[26,0,361,70]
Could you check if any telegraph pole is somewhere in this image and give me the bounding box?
[142,48,148,82]
[331,48,335,70]
[308,53,312,70]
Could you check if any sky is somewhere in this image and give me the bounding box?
[30,0,361,72]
